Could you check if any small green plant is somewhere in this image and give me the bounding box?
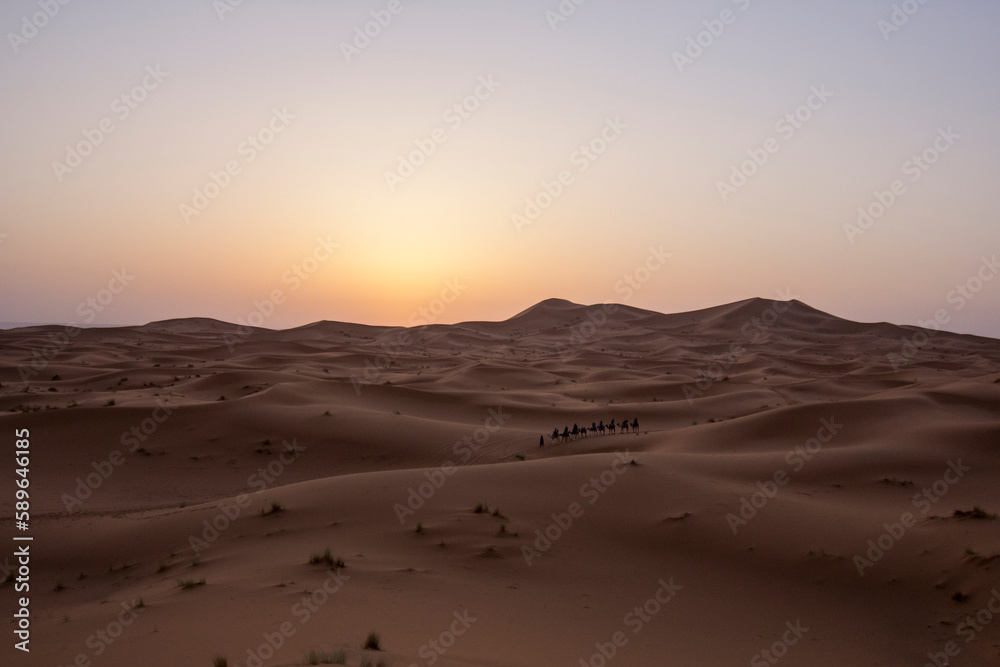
[309,548,345,569]
[954,506,996,520]
[473,502,489,514]
[261,501,285,516]
[363,631,382,651]
[212,656,228,667]
[305,648,347,664]
[491,507,507,519]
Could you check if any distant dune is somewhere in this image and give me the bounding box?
[1,299,998,666]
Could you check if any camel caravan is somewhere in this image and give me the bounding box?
[541,418,639,446]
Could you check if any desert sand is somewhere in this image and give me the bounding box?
[1,297,998,666]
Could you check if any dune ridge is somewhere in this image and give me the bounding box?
[1,298,998,666]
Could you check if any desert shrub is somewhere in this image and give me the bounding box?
[363,631,381,650]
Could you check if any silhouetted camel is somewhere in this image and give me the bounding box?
[543,417,639,448]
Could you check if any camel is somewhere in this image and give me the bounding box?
[547,417,640,447]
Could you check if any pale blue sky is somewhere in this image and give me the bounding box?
[1,1,998,336]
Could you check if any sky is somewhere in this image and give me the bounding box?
[1,0,998,337]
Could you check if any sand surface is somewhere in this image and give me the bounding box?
[1,298,999,666]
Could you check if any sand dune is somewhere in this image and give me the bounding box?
[1,298,998,666]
